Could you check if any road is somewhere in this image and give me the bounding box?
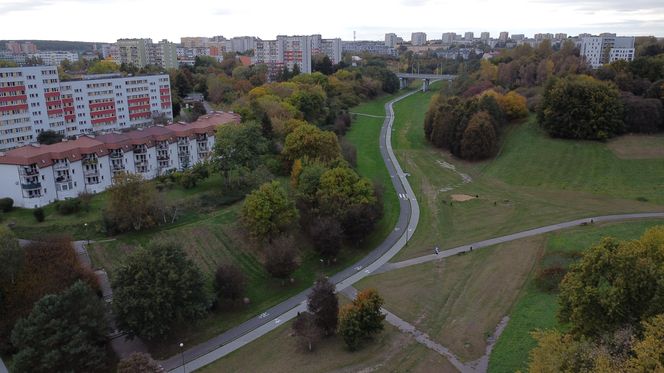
[161,90,422,372]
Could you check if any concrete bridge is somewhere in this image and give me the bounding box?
[396,73,456,92]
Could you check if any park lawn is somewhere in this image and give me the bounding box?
[197,316,458,373]
[1,173,234,240]
[357,235,544,363]
[488,219,664,373]
[388,90,664,261]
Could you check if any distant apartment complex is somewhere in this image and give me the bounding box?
[0,112,240,208]
[0,66,173,151]
[114,38,178,69]
[385,33,399,48]
[5,41,38,54]
[580,35,635,68]
[30,51,79,66]
[411,32,427,46]
[252,35,342,80]
[342,41,398,57]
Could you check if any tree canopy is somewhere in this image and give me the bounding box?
[241,181,299,240]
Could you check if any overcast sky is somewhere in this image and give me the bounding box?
[1,0,662,42]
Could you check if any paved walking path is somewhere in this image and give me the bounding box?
[160,90,423,372]
[0,357,8,373]
[378,212,664,274]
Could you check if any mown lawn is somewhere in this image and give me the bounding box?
[389,90,664,261]
[488,219,664,373]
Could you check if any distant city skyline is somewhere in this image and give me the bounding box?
[1,0,663,42]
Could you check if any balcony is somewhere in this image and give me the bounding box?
[55,175,72,183]
[82,158,98,166]
[53,162,69,171]
[157,154,169,161]
[133,148,147,155]
[112,163,125,171]
[21,182,42,190]
[84,168,99,177]
[20,168,39,176]
[110,151,123,159]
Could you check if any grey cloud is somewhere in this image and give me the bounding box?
[534,0,664,12]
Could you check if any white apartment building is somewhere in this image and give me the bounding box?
[30,51,79,66]
[580,35,635,68]
[464,32,475,41]
[0,66,173,151]
[442,33,457,44]
[0,112,240,208]
[385,33,398,48]
[480,32,490,42]
[411,32,427,46]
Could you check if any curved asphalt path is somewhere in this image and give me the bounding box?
[161,90,422,372]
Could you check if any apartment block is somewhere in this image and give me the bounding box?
[580,35,635,68]
[411,32,427,46]
[5,41,38,54]
[464,32,475,41]
[480,32,490,42]
[0,66,173,151]
[114,38,178,69]
[499,32,509,42]
[0,112,240,208]
[442,33,457,44]
[253,35,342,80]
[30,51,79,66]
[342,41,397,57]
[385,33,398,48]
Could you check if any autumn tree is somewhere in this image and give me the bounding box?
[292,312,322,351]
[316,166,376,218]
[558,227,664,338]
[117,352,162,373]
[538,75,625,140]
[338,288,385,350]
[112,239,209,340]
[241,181,299,241]
[620,93,664,133]
[282,124,341,165]
[213,264,246,305]
[626,314,664,372]
[11,281,108,373]
[308,277,339,336]
[103,173,161,233]
[309,216,343,259]
[264,235,299,280]
[460,111,497,160]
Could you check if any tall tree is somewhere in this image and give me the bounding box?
[103,173,161,233]
[307,277,339,336]
[337,288,386,350]
[460,111,497,160]
[558,227,664,338]
[36,130,64,145]
[214,121,269,184]
[264,235,299,280]
[241,181,299,240]
[112,239,209,340]
[283,124,341,164]
[292,312,322,352]
[538,75,625,140]
[213,264,246,305]
[11,281,108,373]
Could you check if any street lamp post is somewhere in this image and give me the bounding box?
[180,342,185,373]
[84,223,89,246]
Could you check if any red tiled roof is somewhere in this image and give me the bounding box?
[238,56,253,67]
[0,112,240,168]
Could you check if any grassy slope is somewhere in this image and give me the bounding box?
[488,219,664,373]
[390,99,664,261]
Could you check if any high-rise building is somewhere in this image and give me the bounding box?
[499,32,509,42]
[180,37,209,48]
[253,35,341,80]
[385,33,398,48]
[580,35,635,68]
[342,41,397,56]
[115,38,178,69]
[0,66,173,151]
[411,32,427,46]
[227,37,257,53]
[480,32,490,42]
[511,34,525,41]
[464,32,474,41]
[442,32,457,44]
[555,33,568,40]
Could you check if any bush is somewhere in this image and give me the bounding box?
[0,198,13,212]
[620,93,664,133]
[56,198,81,215]
[535,266,567,293]
[460,111,498,160]
[33,208,45,222]
[214,264,247,305]
[179,171,198,189]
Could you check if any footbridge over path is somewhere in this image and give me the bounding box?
[396,73,456,91]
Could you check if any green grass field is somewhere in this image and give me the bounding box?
[488,219,664,373]
[389,89,664,261]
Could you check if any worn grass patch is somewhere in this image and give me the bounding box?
[607,133,664,159]
[358,236,544,362]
